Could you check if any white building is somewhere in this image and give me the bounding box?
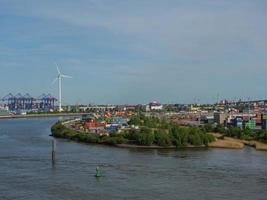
[147,101,163,111]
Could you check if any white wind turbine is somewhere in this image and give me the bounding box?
[52,63,72,112]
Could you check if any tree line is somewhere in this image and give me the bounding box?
[125,114,214,147]
[51,114,215,147]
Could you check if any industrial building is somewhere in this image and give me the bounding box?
[1,93,57,112]
[214,112,226,125]
[262,119,267,132]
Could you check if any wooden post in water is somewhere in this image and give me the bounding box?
[52,139,56,164]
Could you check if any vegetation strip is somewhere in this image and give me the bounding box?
[51,114,215,148]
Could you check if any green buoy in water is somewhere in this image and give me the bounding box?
[95,166,101,177]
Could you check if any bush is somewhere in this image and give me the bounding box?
[214,124,226,134]
[188,130,202,146]
[202,124,213,132]
[109,130,118,137]
[123,129,139,140]
[170,126,189,147]
[51,122,65,136]
[226,127,242,138]
[101,136,128,145]
[256,130,267,142]
[154,130,172,147]
[136,128,155,145]
[128,115,141,126]
[85,134,100,143]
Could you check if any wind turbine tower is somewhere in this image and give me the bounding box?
[52,64,72,112]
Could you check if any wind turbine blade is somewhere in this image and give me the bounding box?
[55,62,61,74]
[51,78,58,85]
[61,75,72,78]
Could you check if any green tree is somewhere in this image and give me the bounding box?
[137,127,155,145]
[214,124,225,133]
[256,130,267,142]
[169,126,189,147]
[227,127,242,138]
[188,127,202,146]
[124,128,139,140]
[154,130,172,147]
[109,130,118,137]
[101,136,128,145]
[202,123,213,132]
[128,115,141,125]
[241,127,253,140]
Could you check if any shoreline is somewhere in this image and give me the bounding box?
[0,113,85,120]
[53,134,267,150]
[208,133,267,151]
[115,144,207,149]
[52,120,215,150]
[51,121,212,150]
[51,136,210,150]
[51,121,267,150]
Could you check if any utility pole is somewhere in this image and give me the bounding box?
[52,139,56,164]
[248,97,251,120]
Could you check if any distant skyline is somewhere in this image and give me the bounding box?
[0,0,266,105]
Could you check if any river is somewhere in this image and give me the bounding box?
[0,117,267,200]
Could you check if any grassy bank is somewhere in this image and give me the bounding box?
[208,133,267,150]
[200,123,267,150]
[208,138,244,149]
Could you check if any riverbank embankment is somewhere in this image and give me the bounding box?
[0,113,85,120]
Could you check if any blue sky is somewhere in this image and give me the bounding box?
[0,0,267,104]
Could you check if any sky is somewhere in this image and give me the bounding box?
[0,0,267,105]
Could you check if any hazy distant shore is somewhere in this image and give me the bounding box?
[0,113,84,120]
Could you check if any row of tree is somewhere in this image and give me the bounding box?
[129,114,172,129]
[125,114,215,147]
[51,114,215,148]
[120,126,214,147]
